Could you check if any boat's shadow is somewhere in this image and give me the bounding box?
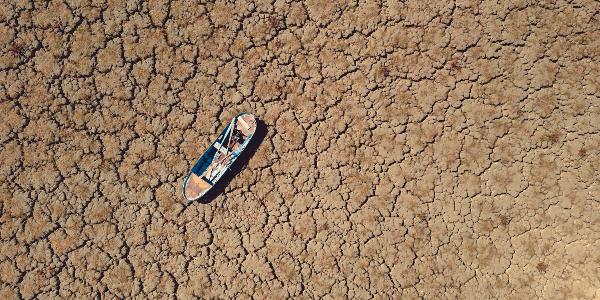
[196,119,267,204]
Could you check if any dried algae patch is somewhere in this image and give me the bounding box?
[1,0,600,298]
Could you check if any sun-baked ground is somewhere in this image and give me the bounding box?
[1,0,600,299]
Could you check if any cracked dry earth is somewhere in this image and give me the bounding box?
[1,0,600,299]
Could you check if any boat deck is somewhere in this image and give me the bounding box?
[185,174,213,199]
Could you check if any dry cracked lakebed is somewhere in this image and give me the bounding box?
[1,0,600,299]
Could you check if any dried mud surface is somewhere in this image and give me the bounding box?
[1,0,600,299]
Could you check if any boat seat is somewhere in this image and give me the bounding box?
[238,117,251,130]
[213,141,230,155]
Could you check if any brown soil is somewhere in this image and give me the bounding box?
[1,1,600,299]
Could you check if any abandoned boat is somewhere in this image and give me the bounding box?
[182,113,257,202]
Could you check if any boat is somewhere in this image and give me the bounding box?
[182,113,257,201]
